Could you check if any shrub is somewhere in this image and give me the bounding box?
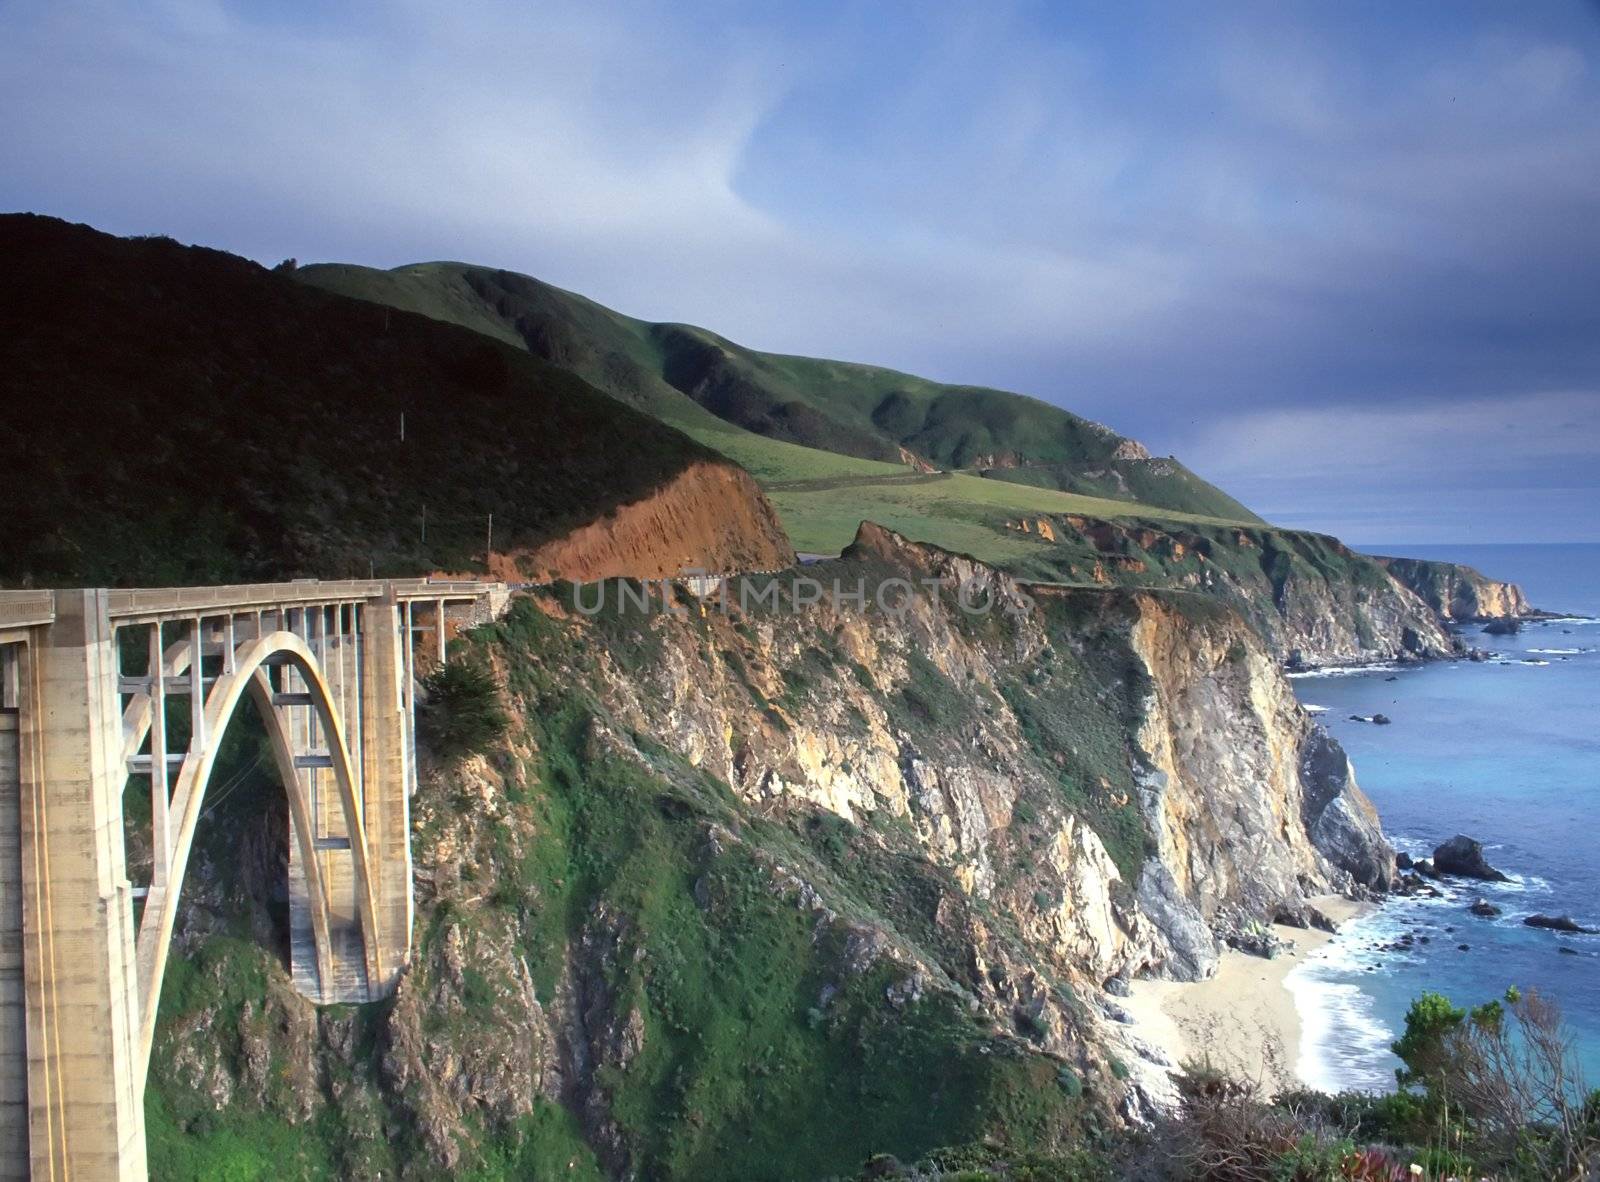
[1406,987,1599,1178]
[417,659,508,760]
[1392,990,1466,1089]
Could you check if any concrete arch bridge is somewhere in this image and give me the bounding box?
[0,579,508,1180]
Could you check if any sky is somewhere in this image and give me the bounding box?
[3,0,1598,544]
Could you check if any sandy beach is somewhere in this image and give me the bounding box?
[1124,895,1372,1095]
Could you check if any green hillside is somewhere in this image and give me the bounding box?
[0,216,729,586]
[297,261,1261,522]
[764,470,1245,560]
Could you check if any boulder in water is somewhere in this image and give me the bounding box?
[1524,914,1598,935]
[1432,835,1510,882]
[1468,898,1502,918]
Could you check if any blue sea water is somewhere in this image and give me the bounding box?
[1284,543,1600,1093]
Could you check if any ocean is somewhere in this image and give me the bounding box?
[1284,542,1600,1094]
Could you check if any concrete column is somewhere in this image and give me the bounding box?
[0,675,27,1179]
[359,596,412,992]
[17,591,147,1181]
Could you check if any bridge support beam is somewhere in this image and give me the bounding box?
[360,595,413,993]
[1,687,27,1178]
[17,592,147,1181]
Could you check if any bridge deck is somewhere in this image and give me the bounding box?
[2,580,498,631]
[104,579,497,622]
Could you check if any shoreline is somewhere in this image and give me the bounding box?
[1124,895,1373,1095]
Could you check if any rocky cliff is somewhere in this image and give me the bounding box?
[146,524,1392,1179]
[1375,555,1533,621]
[1006,515,1456,668]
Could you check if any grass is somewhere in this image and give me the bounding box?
[765,468,1254,559]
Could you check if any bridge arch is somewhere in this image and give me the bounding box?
[126,630,384,1086]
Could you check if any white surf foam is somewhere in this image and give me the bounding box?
[1287,909,1399,1093]
[1288,662,1402,680]
[1493,872,1552,896]
[1528,648,1580,655]
[1303,704,1329,714]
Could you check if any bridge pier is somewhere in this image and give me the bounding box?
[1,656,27,1181]
[17,591,147,1180]
[361,595,413,995]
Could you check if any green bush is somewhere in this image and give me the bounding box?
[418,659,508,760]
[1392,990,1466,1088]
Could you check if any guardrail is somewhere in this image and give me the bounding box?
[0,591,57,631]
[105,579,501,621]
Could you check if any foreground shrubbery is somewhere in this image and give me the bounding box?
[849,988,1599,1181]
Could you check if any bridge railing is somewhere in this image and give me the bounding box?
[104,579,501,622]
[0,591,56,632]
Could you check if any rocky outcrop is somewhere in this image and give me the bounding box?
[1031,517,1455,668]
[1525,915,1598,934]
[1299,729,1394,889]
[501,460,795,581]
[581,522,1390,990]
[1123,591,1392,980]
[1433,834,1510,882]
[1376,556,1533,621]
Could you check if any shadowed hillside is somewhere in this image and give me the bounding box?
[0,216,791,586]
[298,261,1261,522]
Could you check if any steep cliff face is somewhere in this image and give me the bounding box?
[146,525,1393,1179]
[1375,555,1534,621]
[490,460,794,581]
[1124,593,1392,978]
[1008,515,1455,667]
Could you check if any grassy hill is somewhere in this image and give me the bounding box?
[297,261,1261,523]
[763,470,1246,560]
[0,216,755,586]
